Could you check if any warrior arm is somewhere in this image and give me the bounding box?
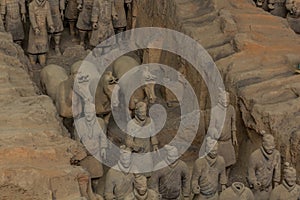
[98,118,108,149]
[148,170,160,193]
[181,162,191,197]
[191,160,201,193]
[111,0,117,17]
[151,135,158,147]
[60,0,65,11]
[29,3,38,29]
[273,151,281,184]
[0,0,6,15]
[46,2,54,27]
[104,170,117,200]
[231,106,237,132]
[91,0,99,23]
[247,153,258,186]
[19,0,26,14]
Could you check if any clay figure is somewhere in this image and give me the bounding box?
[268,0,288,17]
[247,134,281,200]
[0,0,26,45]
[290,130,300,172]
[48,0,64,55]
[191,137,227,200]
[126,101,158,176]
[113,0,130,43]
[104,146,134,200]
[65,0,78,36]
[74,103,108,191]
[90,0,117,55]
[76,0,93,46]
[219,182,254,200]
[27,0,55,66]
[209,90,237,178]
[126,0,137,29]
[270,162,300,200]
[286,0,300,33]
[124,175,160,200]
[149,145,190,200]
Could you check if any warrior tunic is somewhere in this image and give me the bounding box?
[48,0,64,33]
[90,0,116,47]
[27,0,53,54]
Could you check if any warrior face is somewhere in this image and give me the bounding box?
[284,167,297,187]
[135,178,147,196]
[262,134,275,155]
[120,151,132,169]
[135,103,147,121]
[85,111,96,122]
[207,144,218,159]
[166,145,179,165]
[219,92,230,108]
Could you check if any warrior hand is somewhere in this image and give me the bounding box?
[192,185,200,194]
[253,182,261,191]
[268,3,275,10]
[153,145,159,152]
[77,4,83,11]
[34,27,41,35]
[21,14,26,22]
[274,182,279,188]
[113,15,118,21]
[221,185,226,191]
[92,22,98,30]
[60,10,64,20]
[101,148,106,161]
[49,26,55,33]
[232,134,238,146]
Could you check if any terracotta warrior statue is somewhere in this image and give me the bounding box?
[65,0,78,37]
[125,175,160,200]
[104,146,134,200]
[70,144,104,200]
[126,0,137,29]
[48,0,64,55]
[90,0,117,55]
[113,0,131,43]
[126,101,158,176]
[74,103,108,192]
[290,130,300,175]
[219,182,254,200]
[286,0,300,33]
[149,145,190,200]
[27,0,54,66]
[76,0,93,47]
[0,0,26,45]
[191,137,227,200]
[270,162,300,200]
[247,134,281,200]
[209,90,237,178]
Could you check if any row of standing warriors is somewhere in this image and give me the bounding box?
[69,84,300,200]
[0,0,137,65]
[253,0,300,33]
